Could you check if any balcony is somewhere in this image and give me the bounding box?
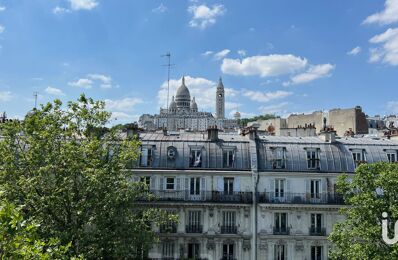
[257,192,344,205]
[220,257,237,260]
[159,224,177,233]
[220,225,238,234]
[139,190,253,204]
[273,226,290,235]
[309,227,326,236]
[186,225,203,233]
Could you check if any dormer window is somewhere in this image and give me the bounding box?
[223,149,236,168]
[306,148,320,170]
[272,147,286,169]
[386,150,397,163]
[190,149,202,167]
[140,146,154,167]
[351,149,366,168]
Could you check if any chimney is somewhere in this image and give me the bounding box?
[207,125,219,141]
[125,122,139,138]
[162,127,168,136]
[249,125,259,140]
[318,127,336,143]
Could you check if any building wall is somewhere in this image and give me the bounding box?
[329,106,368,136]
[287,112,323,132]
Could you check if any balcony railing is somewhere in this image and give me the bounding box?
[221,257,236,260]
[220,225,238,234]
[186,225,203,233]
[139,190,253,203]
[273,226,290,235]
[309,227,326,236]
[159,224,177,233]
[257,192,344,205]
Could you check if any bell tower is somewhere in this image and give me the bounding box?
[215,77,225,119]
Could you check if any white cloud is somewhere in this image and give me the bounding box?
[283,64,335,86]
[69,0,98,11]
[0,91,12,102]
[387,101,398,113]
[237,49,247,57]
[110,111,139,123]
[188,4,226,29]
[259,102,290,115]
[347,46,361,56]
[201,51,213,56]
[214,49,230,60]
[363,0,398,25]
[152,3,167,13]
[243,90,292,103]
[0,6,6,12]
[88,74,111,84]
[221,54,308,77]
[105,97,144,112]
[45,86,65,96]
[369,27,398,65]
[53,6,71,14]
[157,76,237,112]
[0,25,5,34]
[68,78,93,89]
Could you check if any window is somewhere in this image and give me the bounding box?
[190,177,200,195]
[306,148,320,169]
[310,179,321,199]
[187,211,201,233]
[352,149,366,167]
[190,149,202,167]
[224,177,234,195]
[387,151,397,163]
[140,147,153,167]
[165,177,175,190]
[274,213,288,234]
[222,243,234,260]
[221,211,237,234]
[311,246,323,260]
[310,213,323,235]
[140,176,150,187]
[188,243,200,259]
[274,244,286,260]
[223,149,235,168]
[162,242,175,259]
[275,179,285,198]
[272,147,286,169]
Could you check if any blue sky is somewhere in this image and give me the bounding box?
[0,0,398,124]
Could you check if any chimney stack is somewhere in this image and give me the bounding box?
[318,127,336,143]
[207,125,219,141]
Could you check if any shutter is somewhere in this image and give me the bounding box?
[233,177,240,192]
[201,177,206,191]
[185,178,189,192]
[217,177,224,191]
[286,179,291,192]
[306,179,310,193]
[150,176,156,190]
[270,178,275,195]
[322,178,327,197]
[159,177,164,190]
[177,178,181,190]
[140,148,148,166]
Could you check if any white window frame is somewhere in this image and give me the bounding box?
[306,148,320,170]
[162,242,175,258]
[190,149,202,167]
[275,179,285,198]
[223,149,236,168]
[386,150,397,163]
[273,147,286,169]
[274,244,287,260]
[222,211,236,227]
[165,177,175,190]
[310,179,321,199]
[311,245,323,260]
[351,149,366,167]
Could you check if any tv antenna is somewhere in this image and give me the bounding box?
[33,92,38,109]
[161,52,175,111]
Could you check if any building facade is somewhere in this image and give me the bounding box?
[138,77,238,132]
[130,127,398,260]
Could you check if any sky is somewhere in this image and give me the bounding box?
[0,0,398,124]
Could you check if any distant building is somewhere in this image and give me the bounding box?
[139,77,239,131]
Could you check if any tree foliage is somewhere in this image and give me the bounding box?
[329,162,398,260]
[238,114,277,126]
[0,95,173,259]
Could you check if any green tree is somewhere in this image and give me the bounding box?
[329,162,398,260]
[0,95,173,259]
[0,200,72,259]
[238,114,277,127]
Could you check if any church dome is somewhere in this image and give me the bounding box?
[169,96,177,113]
[175,76,191,111]
[190,97,198,112]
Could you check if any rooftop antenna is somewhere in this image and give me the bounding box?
[161,52,175,112]
[33,92,38,109]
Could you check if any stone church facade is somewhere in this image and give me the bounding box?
[139,77,239,131]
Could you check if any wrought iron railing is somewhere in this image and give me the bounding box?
[186,225,203,233]
[309,227,326,236]
[273,226,290,235]
[220,225,238,234]
[256,192,344,205]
